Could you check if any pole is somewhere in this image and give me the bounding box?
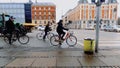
[95,0,101,53]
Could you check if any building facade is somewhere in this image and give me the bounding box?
[0,3,25,24]
[62,0,118,29]
[31,2,56,27]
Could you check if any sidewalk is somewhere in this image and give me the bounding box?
[4,49,120,67]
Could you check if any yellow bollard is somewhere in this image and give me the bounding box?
[84,38,95,54]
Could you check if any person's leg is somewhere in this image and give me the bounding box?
[58,33,62,45]
[58,33,61,40]
[43,31,47,40]
[8,31,12,44]
[61,31,65,40]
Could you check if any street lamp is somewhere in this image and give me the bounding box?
[91,0,105,53]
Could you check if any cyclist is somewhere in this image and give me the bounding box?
[15,23,27,36]
[56,20,68,40]
[5,16,15,44]
[43,21,52,40]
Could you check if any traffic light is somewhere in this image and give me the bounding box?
[100,0,105,2]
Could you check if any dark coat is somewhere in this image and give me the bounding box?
[56,21,68,34]
[5,19,15,32]
[44,24,51,32]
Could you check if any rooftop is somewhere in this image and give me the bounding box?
[32,2,55,6]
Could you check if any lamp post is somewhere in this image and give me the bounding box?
[91,0,105,53]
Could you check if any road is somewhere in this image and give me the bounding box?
[73,29,120,50]
[0,29,120,67]
[0,30,83,51]
[0,29,120,50]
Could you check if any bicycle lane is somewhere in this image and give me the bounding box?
[0,30,84,67]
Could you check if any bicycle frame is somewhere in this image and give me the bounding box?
[50,30,77,46]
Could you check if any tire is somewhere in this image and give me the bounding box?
[18,35,29,44]
[4,36,9,44]
[4,34,14,44]
[50,35,59,46]
[47,33,54,40]
[36,32,44,40]
[66,35,77,47]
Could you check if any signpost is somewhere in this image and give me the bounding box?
[91,0,105,53]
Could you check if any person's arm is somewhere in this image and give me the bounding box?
[61,26,68,30]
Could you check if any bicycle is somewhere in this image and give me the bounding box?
[36,30,54,40]
[3,29,29,45]
[50,30,77,47]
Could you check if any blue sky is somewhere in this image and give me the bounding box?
[0,0,119,22]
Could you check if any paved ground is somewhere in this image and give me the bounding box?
[0,50,120,67]
[0,30,120,67]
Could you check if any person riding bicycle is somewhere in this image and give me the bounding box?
[15,23,27,36]
[43,21,52,40]
[5,16,15,44]
[56,20,68,40]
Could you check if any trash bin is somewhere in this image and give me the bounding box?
[84,38,95,54]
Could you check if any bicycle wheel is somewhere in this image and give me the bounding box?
[18,35,29,44]
[4,35,14,44]
[50,35,59,46]
[4,36,9,44]
[66,35,77,47]
[36,32,44,40]
[47,33,54,40]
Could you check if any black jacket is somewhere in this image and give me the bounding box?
[44,25,51,32]
[56,22,68,34]
[5,19,15,31]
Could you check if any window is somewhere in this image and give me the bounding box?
[48,12,51,15]
[35,21,37,24]
[39,16,41,19]
[44,7,46,10]
[48,16,51,20]
[83,21,85,24]
[44,21,46,24]
[39,12,41,15]
[44,16,46,20]
[48,7,51,10]
[34,16,36,19]
[34,12,36,15]
[89,21,91,24]
[34,7,36,10]
[44,12,46,15]
[39,7,41,10]
[39,21,41,24]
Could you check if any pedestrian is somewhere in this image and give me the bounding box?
[56,20,68,40]
[43,21,51,40]
[5,16,15,44]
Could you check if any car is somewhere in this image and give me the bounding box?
[113,26,120,32]
[37,26,45,31]
[104,26,114,32]
[85,26,94,30]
